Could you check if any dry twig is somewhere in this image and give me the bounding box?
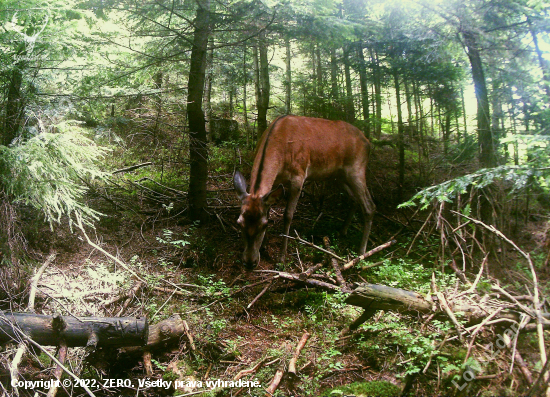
[288,331,310,375]
[343,240,397,270]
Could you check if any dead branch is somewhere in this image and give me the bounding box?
[288,331,310,375]
[28,253,57,312]
[143,351,154,376]
[112,162,153,174]
[433,275,464,343]
[9,343,25,397]
[300,263,323,279]
[464,308,504,362]
[265,368,284,396]
[46,341,68,397]
[12,327,97,397]
[454,211,548,376]
[282,232,346,263]
[343,240,397,270]
[255,270,340,291]
[514,350,533,385]
[10,253,56,395]
[183,320,196,351]
[76,216,144,282]
[247,279,275,309]
[526,350,550,397]
[234,357,267,381]
[102,281,143,308]
[323,237,348,291]
[187,277,274,314]
[115,281,144,317]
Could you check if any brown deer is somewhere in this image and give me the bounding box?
[234,115,375,269]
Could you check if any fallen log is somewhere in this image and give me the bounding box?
[345,283,550,330]
[0,312,148,348]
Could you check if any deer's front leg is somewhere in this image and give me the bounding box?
[280,180,303,263]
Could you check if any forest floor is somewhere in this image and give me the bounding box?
[3,124,550,397]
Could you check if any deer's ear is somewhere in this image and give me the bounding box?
[262,184,284,206]
[233,171,249,201]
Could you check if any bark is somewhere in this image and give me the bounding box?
[356,42,370,138]
[393,69,405,202]
[187,0,212,222]
[462,29,494,231]
[316,45,324,117]
[461,86,467,139]
[528,19,550,99]
[311,43,316,110]
[404,77,413,124]
[343,45,355,123]
[462,30,494,168]
[444,111,452,157]
[256,31,270,136]
[205,39,214,127]
[242,47,250,145]
[153,71,163,136]
[370,48,382,139]
[3,66,25,146]
[253,44,260,126]
[330,47,338,103]
[285,37,292,115]
[0,312,148,347]
[491,79,504,155]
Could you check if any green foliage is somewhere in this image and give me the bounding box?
[399,164,550,210]
[197,274,232,298]
[401,134,550,210]
[156,229,190,248]
[372,258,456,294]
[0,127,109,228]
[151,358,166,371]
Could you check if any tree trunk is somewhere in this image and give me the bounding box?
[393,70,405,203]
[330,47,338,103]
[187,0,211,223]
[316,45,324,117]
[462,30,494,168]
[462,29,494,236]
[311,43,316,114]
[460,86,467,139]
[3,67,25,146]
[371,48,382,139]
[205,39,214,128]
[285,37,292,115]
[242,47,250,146]
[256,31,270,136]
[343,45,355,123]
[528,19,550,99]
[444,110,451,157]
[357,42,370,138]
[491,79,504,152]
[153,71,163,136]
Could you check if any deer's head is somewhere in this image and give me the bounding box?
[233,171,283,269]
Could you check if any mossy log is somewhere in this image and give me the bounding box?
[0,311,148,347]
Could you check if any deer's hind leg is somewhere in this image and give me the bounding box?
[344,171,376,255]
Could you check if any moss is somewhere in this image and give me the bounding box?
[328,381,401,397]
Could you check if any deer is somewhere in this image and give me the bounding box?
[233,115,376,269]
